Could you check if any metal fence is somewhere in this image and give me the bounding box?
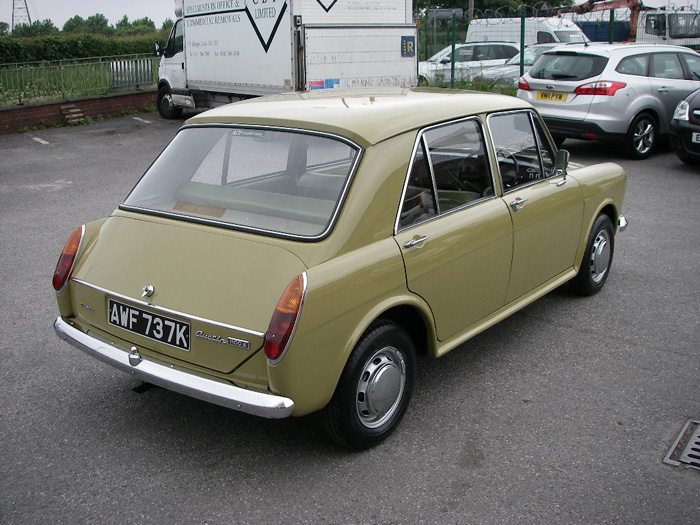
[0,54,158,107]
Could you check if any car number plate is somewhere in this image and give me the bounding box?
[536,91,568,102]
[108,299,190,351]
[692,132,700,144]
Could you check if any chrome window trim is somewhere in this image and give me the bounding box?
[71,278,265,338]
[394,116,498,234]
[120,124,364,243]
[486,109,560,196]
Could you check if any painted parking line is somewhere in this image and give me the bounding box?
[32,137,50,145]
[132,117,152,124]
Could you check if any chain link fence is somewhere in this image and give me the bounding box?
[419,3,700,58]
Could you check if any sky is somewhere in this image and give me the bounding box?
[3,0,700,29]
[2,0,176,29]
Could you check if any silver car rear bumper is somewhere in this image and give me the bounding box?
[54,317,294,419]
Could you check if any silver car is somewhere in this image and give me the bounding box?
[479,43,559,87]
[517,43,700,158]
[419,42,519,85]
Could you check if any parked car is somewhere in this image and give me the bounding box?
[670,87,700,164]
[419,42,519,85]
[517,43,700,158]
[479,43,559,87]
[53,89,627,449]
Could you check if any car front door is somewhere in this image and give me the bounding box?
[394,118,513,341]
[487,110,584,303]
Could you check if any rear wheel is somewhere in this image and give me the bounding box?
[625,113,656,159]
[570,214,615,296]
[322,320,415,449]
[157,86,183,119]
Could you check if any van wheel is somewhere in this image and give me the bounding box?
[625,113,656,159]
[157,86,183,119]
[322,320,415,449]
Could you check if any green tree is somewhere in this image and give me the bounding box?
[11,19,59,37]
[0,21,9,36]
[85,13,113,35]
[62,15,87,33]
[160,18,174,34]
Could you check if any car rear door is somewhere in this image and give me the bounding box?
[648,52,700,132]
[394,118,513,341]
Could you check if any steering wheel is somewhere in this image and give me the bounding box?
[497,146,520,189]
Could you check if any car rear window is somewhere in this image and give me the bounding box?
[529,53,608,81]
[122,126,360,240]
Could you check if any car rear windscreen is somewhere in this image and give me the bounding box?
[529,53,608,81]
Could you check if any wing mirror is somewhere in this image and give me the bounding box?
[554,149,570,185]
[153,41,162,57]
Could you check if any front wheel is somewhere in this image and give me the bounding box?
[157,86,183,119]
[570,214,615,296]
[322,320,415,449]
[625,113,656,159]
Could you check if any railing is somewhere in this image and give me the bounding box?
[0,54,159,107]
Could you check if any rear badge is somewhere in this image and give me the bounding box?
[195,330,250,350]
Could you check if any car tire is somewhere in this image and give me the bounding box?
[570,214,615,296]
[157,86,183,119]
[322,320,415,449]
[625,113,656,160]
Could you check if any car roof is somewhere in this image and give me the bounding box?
[186,88,531,147]
[543,42,697,58]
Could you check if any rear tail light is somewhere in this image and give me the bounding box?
[574,81,626,96]
[264,273,306,363]
[517,77,530,91]
[52,225,84,291]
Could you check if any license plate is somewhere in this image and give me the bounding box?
[536,91,568,102]
[692,132,700,144]
[108,299,190,351]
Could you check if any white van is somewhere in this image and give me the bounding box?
[466,17,588,46]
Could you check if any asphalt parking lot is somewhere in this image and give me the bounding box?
[1,112,698,524]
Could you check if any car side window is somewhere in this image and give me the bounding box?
[400,142,437,228]
[400,119,492,229]
[617,55,648,76]
[650,53,684,80]
[488,111,556,192]
[681,53,700,80]
[455,47,473,62]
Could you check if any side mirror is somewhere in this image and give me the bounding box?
[554,149,570,185]
[153,41,162,57]
[440,57,451,64]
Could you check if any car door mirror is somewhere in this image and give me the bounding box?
[554,149,570,181]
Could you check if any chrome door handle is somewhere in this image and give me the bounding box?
[509,197,528,211]
[403,236,429,248]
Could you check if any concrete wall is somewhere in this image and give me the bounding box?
[0,90,157,135]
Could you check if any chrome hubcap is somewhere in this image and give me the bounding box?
[633,119,654,155]
[590,229,611,284]
[356,346,406,429]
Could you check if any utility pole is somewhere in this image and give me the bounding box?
[12,0,32,31]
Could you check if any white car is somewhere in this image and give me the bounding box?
[419,42,519,85]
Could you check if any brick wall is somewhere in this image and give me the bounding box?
[0,90,157,135]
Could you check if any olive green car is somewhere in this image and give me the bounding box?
[53,88,627,449]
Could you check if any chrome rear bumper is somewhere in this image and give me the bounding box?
[54,317,294,419]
